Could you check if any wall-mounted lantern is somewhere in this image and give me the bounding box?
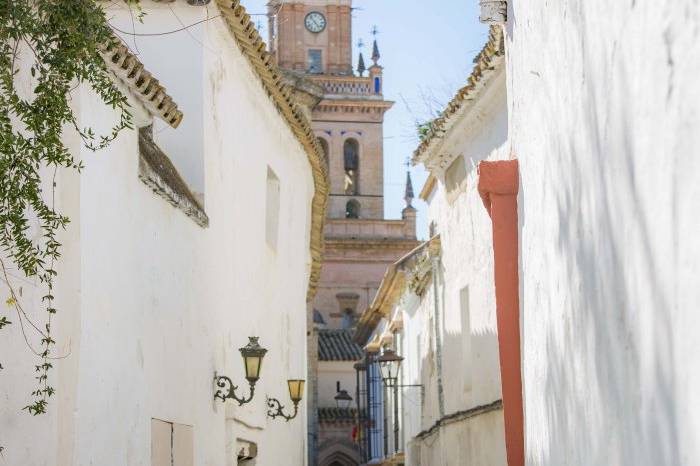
[214,337,268,405]
[377,349,403,383]
[334,381,353,409]
[376,348,424,455]
[267,379,305,421]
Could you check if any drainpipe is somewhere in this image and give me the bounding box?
[430,255,445,417]
[478,159,523,466]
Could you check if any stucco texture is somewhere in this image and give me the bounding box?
[506,0,700,464]
[0,4,315,466]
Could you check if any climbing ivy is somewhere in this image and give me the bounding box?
[0,0,138,424]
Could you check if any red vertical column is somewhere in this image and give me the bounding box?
[478,159,524,466]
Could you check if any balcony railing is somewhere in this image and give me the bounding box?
[308,75,374,96]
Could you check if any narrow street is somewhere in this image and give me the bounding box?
[0,1,698,465]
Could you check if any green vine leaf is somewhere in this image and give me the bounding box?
[0,0,137,416]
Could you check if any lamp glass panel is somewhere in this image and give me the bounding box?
[244,355,262,381]
[379,361,391,380]
[288,379,305,402]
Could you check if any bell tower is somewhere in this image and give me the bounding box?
[268,0,353,75]
[268,4,418,465]
[269,1,392,220]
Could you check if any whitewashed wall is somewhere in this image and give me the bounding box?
[0,3,313,465]
[399,68,509,466]
[505,0,700,464]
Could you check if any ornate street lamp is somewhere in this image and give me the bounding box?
[376,348,423,455]
[334,388,353,409]
[267,379,305,421]
[377,349,403,383]
[214,337,268,405]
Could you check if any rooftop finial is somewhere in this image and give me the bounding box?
[404,159,414,207]
[356,38,366,76]
[370,25,380,65]
[357,52,366,76]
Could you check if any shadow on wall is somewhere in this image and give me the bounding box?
[413,327,504,465]
[526,28,680,466]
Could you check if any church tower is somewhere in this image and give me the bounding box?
[268,3,419,465]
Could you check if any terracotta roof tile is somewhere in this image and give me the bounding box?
[319,329,363,361]
[100,38,183,129]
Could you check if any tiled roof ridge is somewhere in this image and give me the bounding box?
[215,0,328,303]
[412,25,505,164]
[99,37,183,129]
[318,328,364,361]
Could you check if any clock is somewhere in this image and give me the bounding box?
[304,11,326,33]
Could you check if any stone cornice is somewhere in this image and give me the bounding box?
[138,126,208,227]
[215,0,329,302]
[353,236,441,345]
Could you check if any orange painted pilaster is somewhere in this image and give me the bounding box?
[478,159,524,466]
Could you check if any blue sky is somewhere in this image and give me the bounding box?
[241,0,489,239]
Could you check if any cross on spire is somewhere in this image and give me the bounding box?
[404,159,415,208]
[371,29,381,65]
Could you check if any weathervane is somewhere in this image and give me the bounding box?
[371,25,379,37]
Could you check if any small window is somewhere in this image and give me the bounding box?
[341,308,355,329]
[308,49,323,74]
[266,167,280,249]
[374,77,381,94]
[343,138,359,195]
[345,199,360,219]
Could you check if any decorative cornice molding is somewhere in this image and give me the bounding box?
[353,236,441,344]
[215,0,329,302]
[414,399,503,441]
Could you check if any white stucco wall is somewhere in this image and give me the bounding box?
[396,67,509,466]
[505,0,700,464]
[0,4,314,466]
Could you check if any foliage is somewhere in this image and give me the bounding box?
[416,120,434,142]
[0,0,135,419]
[416,116,441,142]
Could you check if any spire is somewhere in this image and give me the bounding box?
[371,40,380,65]
[357,52,366,76]
[404,169,415,208]
[370,25,381,65]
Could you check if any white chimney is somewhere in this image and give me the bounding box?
[480,0,507,24]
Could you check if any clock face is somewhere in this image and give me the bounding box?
[305,12,326,33]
